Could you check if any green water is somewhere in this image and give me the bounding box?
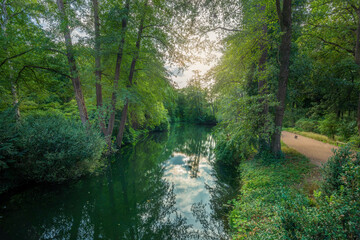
[0,125,239,240]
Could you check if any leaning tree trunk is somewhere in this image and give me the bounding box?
[115,0,148,147]
[57,0,89,125]
[92,0,106,134]
[106,0,130,147]
[271,0,292,156]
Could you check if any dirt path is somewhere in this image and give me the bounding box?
[281,131,338,167]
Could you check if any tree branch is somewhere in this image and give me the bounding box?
[142,35,168,47]
[23,65,71,79]
[0,49,34,68]
[306,34,354,54]
[143,23,166,29]
[44,48,67,56]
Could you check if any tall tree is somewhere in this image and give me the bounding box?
[106,0,130,147]
[271,0,292,155]
[116,0,149,147]
[92,0,106,134]
[56,0,89,125]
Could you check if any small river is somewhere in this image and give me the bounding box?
[0,125,239,240]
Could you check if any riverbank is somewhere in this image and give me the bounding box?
[229,144,360,239]
[229,145,317,239]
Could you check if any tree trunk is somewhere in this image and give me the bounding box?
[115,100,129,148]
[271,0,292,156]
[115,0,148,147]
[106,0,130,144]
[11,81,20,119]
[56,0,89,125]
[92,0,106,134]
[258,5,269,150]
[355,10,360,137]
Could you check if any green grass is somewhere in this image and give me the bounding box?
[229,145,319,239]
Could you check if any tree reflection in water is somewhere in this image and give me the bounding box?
[0,124,239,240]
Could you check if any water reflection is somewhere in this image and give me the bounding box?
[0,124,239,240]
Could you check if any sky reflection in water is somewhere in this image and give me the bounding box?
[0,125,236,240]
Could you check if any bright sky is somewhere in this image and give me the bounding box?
[171,32,222,88]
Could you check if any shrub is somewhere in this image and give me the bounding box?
[274,147,360,239]
[0,108,19,170]
[321,146,355,195]
[294,118,318,132]
[229,146,360,239]
[16,114,105,183]
[338,119,356,141]
[349,135,360,148]
[214,138,241,167]
[153,118,170,132]
[319,113,338,139]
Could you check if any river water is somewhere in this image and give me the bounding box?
[0,124,238,240]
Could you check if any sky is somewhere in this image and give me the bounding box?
[170,32,222,89]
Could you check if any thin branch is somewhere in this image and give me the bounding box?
[142,35,167,47]
[44,48,67,56]
[206,26,242,32]
[305,34,354,54]
[0,49,34,68]
[15,66,27,84]
[199,26,242,37]
[143,23,166,29]
[24,65,71,79]
[9,7,28,19]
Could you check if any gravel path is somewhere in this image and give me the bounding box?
[281,131,338,167]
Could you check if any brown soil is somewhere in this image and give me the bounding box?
[281,131,338,167]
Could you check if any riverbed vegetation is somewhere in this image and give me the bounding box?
[1,0,360,239]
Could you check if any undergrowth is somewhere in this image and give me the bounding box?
[229,145,360,239]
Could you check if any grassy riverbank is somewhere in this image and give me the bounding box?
[229,145,360,239]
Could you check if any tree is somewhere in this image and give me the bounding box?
[92,0,106,134]
[56,0,89,125]
[270,0,292,155]
[105,0,130,146]
[303,0,360,137]
[116,0,148,147]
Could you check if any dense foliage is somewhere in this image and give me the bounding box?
[230,146,360,239]
[0,0,199,190]
[0,111,105,189]
[17,114,105,182]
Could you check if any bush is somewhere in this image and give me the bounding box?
[153,118,170,132]
[321,146,355,195]
[15,114,105,183]
[0,108,19,170]
[273,147,360,239]
[319,113,338,139]
[349,135,360,148]
[295,118,318,132]
[214,138,242,167]
[338,119,356,141]
[229,146,360,239]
